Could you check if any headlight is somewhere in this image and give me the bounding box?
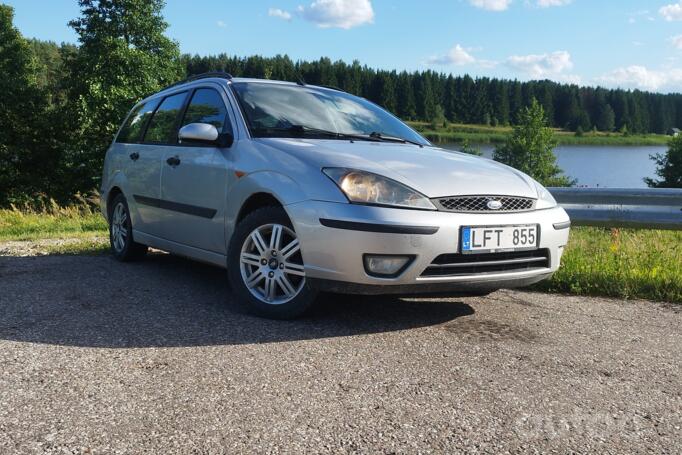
[323,168,436,210]
[534,181,557,209]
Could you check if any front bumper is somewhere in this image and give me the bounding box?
[286,200,570,292]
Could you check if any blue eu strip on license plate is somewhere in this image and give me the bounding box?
[462,227,472,251]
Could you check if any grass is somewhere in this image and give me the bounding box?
[0,197,107,241]
[409,121,672,146]
[535,227,682,303]
[1,203,680,303]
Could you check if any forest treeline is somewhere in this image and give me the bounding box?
[1,1,680,207]
[183,54,682,135]
[32,42,682,135]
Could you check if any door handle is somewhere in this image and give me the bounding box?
[166,156,181,167]
[129,152,139,161]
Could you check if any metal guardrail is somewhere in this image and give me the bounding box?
[548,188,682,230]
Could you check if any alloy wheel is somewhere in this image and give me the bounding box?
[111,202,128,253]
[239,223,305,304]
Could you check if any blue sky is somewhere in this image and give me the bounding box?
[5,0,682,92]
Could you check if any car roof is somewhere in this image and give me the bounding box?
[145,76,334,104]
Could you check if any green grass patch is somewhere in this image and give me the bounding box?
[409,121,671,146]
[0,200,107,241]
[535,227,682,303]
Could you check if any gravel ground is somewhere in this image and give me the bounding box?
[0,249,680,454]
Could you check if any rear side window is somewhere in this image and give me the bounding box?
[143,92,187,144]
[181,88,231,133]
[116,99,159,143]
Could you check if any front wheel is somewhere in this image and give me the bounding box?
[227,206,317,319]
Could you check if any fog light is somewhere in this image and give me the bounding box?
[363,254,413,277]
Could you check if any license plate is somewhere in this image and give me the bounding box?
[461,225,539,254]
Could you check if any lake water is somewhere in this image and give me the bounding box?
[440,143,667,188]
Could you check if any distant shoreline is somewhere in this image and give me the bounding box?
[408,122,672,147]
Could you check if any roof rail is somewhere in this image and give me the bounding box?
[162,72,234,91]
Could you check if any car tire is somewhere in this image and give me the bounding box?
[227,206,318,319]
[108,193,148,262]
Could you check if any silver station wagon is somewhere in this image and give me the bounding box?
[101,73,571,319]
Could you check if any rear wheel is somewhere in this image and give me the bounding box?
[228,206,317,319]
[108,194,147,261]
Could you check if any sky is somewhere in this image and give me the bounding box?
[5,0,682,93]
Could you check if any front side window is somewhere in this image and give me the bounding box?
[143,92,187,144]
[181,88,231,134]
[230,82,428,145]
[116,98,159,143]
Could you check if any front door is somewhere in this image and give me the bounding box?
[159,87,233,254]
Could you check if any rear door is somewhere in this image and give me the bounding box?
[159,86,234,254]
[126,91,188,238]
[117,97,161,234]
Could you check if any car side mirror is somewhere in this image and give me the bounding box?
[178,123,233,147]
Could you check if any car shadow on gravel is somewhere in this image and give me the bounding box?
[0,252,474,348]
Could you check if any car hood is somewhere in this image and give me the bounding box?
[258,138,538,198]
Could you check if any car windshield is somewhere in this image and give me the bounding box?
[230,82,429,145]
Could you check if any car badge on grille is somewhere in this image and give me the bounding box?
[486,199,503,210]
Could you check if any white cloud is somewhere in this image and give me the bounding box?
[469,0,512,12]
[427,44,476,65]
[506,50,574,78]
[628,9,653,24]
[297,0,374,29]
[536,0,571,7]
[660,2,682,21]
[670,35,682,50]
[268,8,292,21]
[216,20,227,28]
[597,65,682,92]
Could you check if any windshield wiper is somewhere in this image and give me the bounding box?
[252,125,378,142]
[252,125,424,147]
[369,131,424,147]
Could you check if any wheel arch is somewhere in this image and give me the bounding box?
[106,186,124,217]
[225,171,308,246]
[236,192,283,224]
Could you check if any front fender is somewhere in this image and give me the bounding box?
[225,171,311,243]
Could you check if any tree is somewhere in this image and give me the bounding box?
[645,135,682,188]
[395,72,416,120]
[0,5,55,205]
[66,0,183,192]
[458,140,482,156]
[596,104,615,132]
[493,99,573,187]
[429,105,446,129]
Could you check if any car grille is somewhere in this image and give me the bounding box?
[421,249,550,277]
[434,195,535,213]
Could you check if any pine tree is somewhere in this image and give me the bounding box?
[596,104,615,132]
[395,72,416,120]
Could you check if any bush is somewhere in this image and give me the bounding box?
[645,135,682,188]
